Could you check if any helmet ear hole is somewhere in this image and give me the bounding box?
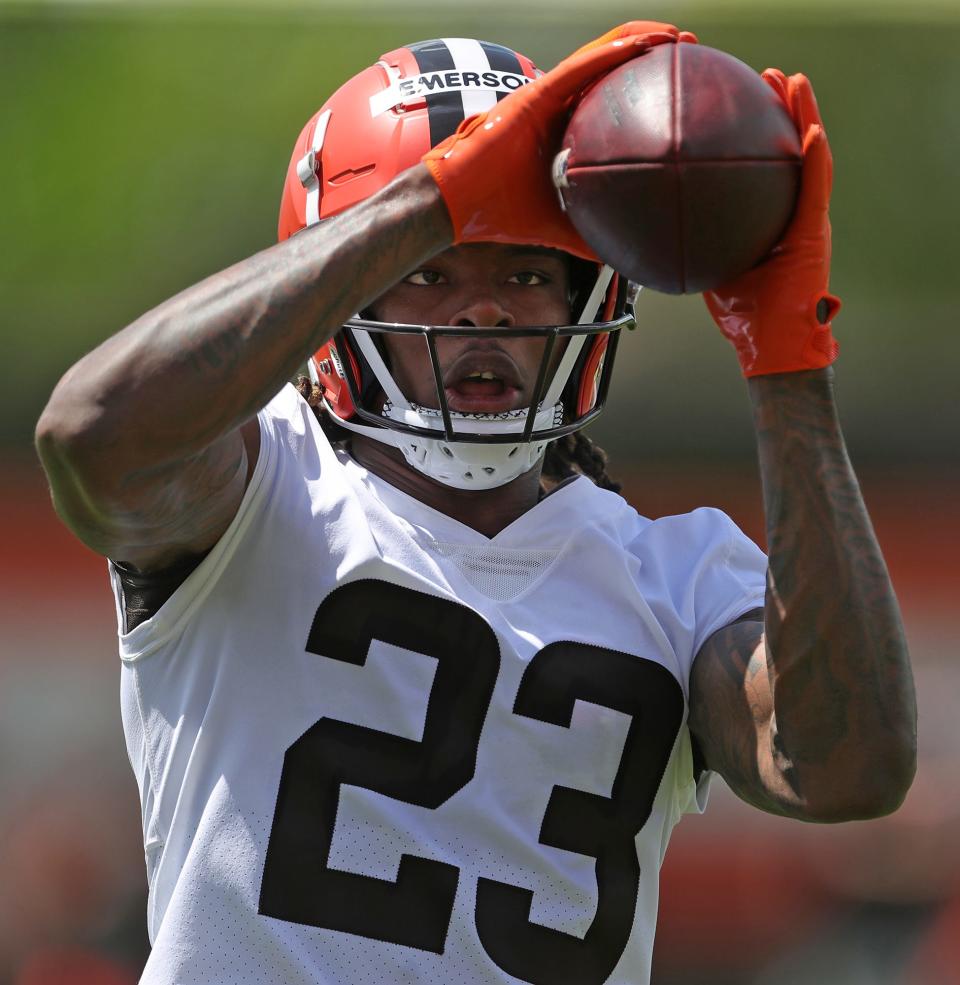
[312,335,366,420]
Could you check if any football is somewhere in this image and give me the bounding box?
[553,43,803,294]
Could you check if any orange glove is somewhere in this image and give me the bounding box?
[423,23,697,259]
[704,70,841,377]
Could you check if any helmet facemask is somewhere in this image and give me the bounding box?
[309,265,635,490]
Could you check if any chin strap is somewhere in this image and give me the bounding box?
[325,400,560,490]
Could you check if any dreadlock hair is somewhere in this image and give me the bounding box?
[541,430,621,493]
[294,375,621,494]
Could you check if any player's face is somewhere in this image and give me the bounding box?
[371,244,572,415]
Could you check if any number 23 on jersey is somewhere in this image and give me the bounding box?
[259,579,684,985]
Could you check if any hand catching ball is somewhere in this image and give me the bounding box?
[553,43,802,294]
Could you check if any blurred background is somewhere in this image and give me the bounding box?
[1,0,957,982]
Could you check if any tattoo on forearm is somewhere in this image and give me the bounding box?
[691,371,916,819]
[750,369,915,790]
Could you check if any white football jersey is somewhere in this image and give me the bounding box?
[112,384,766,985]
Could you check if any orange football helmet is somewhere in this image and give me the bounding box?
[278,38,635,489]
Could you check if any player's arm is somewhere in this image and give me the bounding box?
[35,167,452,570]
[690,369,916,821]
[688,72,916,821]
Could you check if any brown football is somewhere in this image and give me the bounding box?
[554,43,802,294]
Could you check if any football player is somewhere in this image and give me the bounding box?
[35,22,916,985]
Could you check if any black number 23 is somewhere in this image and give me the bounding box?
[259,580,684,985]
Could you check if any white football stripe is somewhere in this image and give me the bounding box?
[441,37,497,117]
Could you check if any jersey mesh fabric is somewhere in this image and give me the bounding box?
[113,384,767,985]
[427,540,560,602]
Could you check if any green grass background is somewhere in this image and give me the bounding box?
[3,1,957,465]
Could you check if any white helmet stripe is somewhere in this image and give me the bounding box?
[441,38,499,118]
[303,109,331,227]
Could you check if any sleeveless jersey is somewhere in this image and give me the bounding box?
[112,384,766,985]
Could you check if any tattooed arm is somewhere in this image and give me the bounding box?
[35,166,452,570]
[689,368,917,822]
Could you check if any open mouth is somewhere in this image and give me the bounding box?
[443,351,525,414]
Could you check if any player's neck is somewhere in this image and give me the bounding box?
[349,435,544,538]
